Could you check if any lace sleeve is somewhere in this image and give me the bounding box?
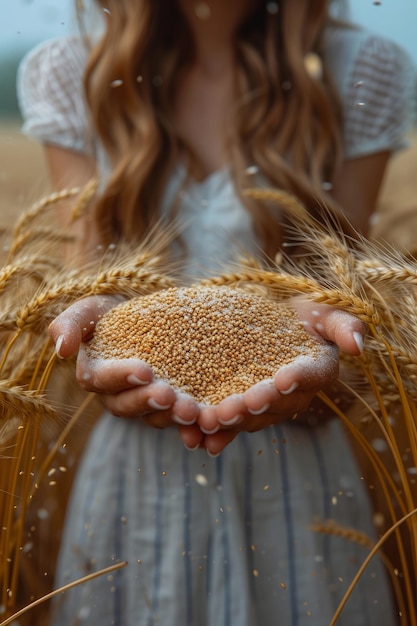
[342,34,416,159]
[17,37,91,154]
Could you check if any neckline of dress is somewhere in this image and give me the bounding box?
[175,162,230,189]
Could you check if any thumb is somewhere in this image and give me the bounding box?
[309,306,366,356]
[48,295,122,358]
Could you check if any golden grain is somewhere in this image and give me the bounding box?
[86,285,321,404]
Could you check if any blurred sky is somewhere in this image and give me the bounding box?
[0,0,416,62]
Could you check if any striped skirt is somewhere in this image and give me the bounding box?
[50,414,396,626]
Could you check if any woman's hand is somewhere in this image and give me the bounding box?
[49,297,366,456]
[48,296,204,448]
[196,302,366,456]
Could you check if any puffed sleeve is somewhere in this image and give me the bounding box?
[17,36,91,154]
[341,33,416,159]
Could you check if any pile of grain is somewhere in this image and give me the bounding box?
[86,286,321,404]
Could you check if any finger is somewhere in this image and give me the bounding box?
[178,424,205,450]
[296,302,366,356]
[242,391,315,429]
[100,381,176,419]
[171,393,200,426]
[316,308,366,355]
[273,345,339,394]
[242,380,280,415]
[203,430,239,456]
[222,392,313,435]
[76,353,153,393]
[49,295,123,358]
[216,394,245,427]
[198,405,220,435]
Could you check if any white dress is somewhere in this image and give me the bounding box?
[17,25,415,626]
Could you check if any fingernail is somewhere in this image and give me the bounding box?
[148,398,171,411]
[280,382,299,396]
[218,414,243,426]
[55,335,65,359]
[127,374,149,386]
[207,448,221,458]
[184,442,200,451]
[353,331,364,354]
[200,425,219,435]
[248,403,270,416]
[173,414,197,426]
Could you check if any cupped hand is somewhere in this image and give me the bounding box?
[48,296,204,449]
[49,297,366,456]
[197,301,366,456]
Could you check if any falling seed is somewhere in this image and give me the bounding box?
[304,52,323,80]
[266,1,279,14]
[194,2,211,19]
[195,473,209,486]
[280,582,287,589]
[322,181,333,191]
[78,607,91,620]
[22,542,33,553]
[371,438,388,453]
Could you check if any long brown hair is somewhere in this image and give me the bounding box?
[80,0,345,255]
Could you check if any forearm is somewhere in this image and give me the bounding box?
[331,151,391,237]
[43,143,100,264]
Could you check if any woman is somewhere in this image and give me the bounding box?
[18,0,414,623]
